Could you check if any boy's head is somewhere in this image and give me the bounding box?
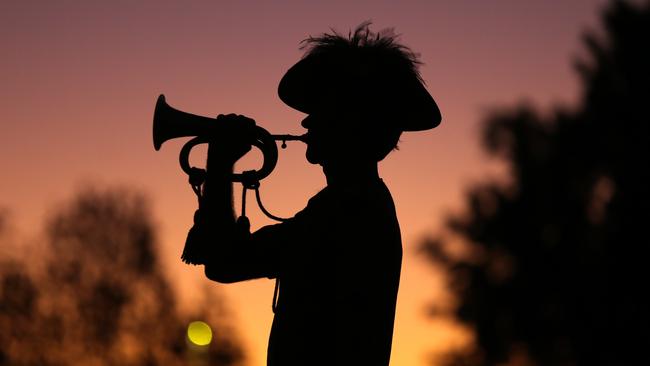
[279,22,441,165]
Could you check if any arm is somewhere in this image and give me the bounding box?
[201,146,251,283]
[201,149,237,231]
[190,114,279,283]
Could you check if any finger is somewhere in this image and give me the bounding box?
[238,115,256,123]
[216,113,238,122]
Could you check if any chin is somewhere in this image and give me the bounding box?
[306,152,321,165]
[305,147,323,165]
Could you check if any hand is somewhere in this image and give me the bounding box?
[208,114,256,166]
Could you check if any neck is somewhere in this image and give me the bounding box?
[323,160,380,187]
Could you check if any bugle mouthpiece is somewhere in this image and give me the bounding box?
[271,134,307,149]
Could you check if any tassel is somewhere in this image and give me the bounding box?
[181,210,208,265]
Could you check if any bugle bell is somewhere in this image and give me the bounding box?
[152,94,305,184]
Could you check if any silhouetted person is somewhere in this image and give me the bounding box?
[187,23,441,366]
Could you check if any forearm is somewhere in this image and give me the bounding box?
[201,164,284,281]
[198,151,248,281]
[192,128,260,281]
[201,163,253,282]
[201,160,272,282]
[201,154,236,225]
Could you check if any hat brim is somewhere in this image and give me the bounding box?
[278,55,441,131]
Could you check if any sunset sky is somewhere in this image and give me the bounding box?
[1,1,608,365]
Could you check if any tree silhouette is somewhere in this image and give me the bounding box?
[421,1,650,365]
[0,186,244,366]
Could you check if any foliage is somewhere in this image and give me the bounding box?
[422,1,650,365]
[0,186,244,366]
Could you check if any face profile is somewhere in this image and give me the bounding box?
[300,108,362,166]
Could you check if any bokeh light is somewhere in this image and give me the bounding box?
[187,321,213,346]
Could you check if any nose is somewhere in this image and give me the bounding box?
[301,115,312,129]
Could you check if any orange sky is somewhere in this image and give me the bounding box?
[1,1,608,365]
